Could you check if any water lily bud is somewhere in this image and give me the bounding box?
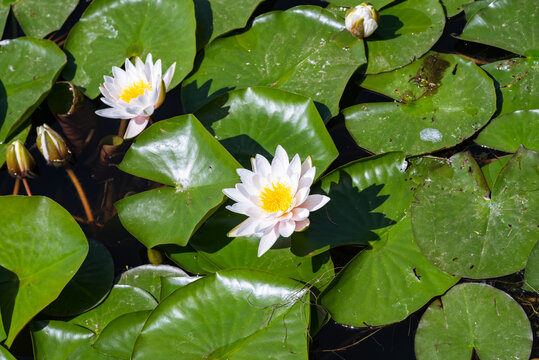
[345,2,379,39]
[36,124,72,167]
[6,140,37,179]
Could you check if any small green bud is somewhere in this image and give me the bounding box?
[345,2,379,39]
[5,140,37,179]
[36,124,72,167]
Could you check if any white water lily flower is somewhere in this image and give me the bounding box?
[223,145,330,257]
[345,2,379,39]
[95,53,176,139]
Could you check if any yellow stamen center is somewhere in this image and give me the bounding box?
[119,80,152,103]
[259,181,294,213]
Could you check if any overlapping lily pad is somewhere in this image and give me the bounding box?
[0,196,88,347]
[415,283,533,359]
[458,0,539,56]
[411,148,539,278]
[475,110,539,152]
[63,0,196,98]
[182,5,366,121]
[441,0,475,17]
[346,52,496,155]
[291,152,412,256]
[165,206,335,289]
[30,320,94,360]
[480,155,510,190]
[321,216,458,327]
[116,114,240,248]
[0,37,66,165]
[10,0,78,38]
[131,269,310,359]
[524,242,539,292]
[160,276,202,299]
[118,265,189,302]
[328,0,396,8]
[69,285,157,334]
[194,87,338,172]
[194,0,264,48]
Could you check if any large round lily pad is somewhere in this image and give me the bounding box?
[415,283,533,360]
[0,196,88,347]
[291,152,412,256]
[11,0,78,38]
[321,216,458,327]
[194,86,338,173]
[118,265,188,302]
[131,269,310,359]
[458,0,539,56]
[63,0,196,98]
[182,5,366,121]
[346,52,496,155]
[0,37,66,165]
[30,320,94,360]
[411,148,539,278]
[475,110,539,152]
[115,114,240,248]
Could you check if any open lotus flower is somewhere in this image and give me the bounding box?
[223,145,330,257]
[345,2,379,39]
[96,53,176,139]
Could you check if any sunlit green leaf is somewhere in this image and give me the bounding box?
[159,276,201,300]
[0,196,88,347]
[415,283,533,360]
[63,0,196,98]
[182,5,366,121]
[327,0,396,8]
[321,216,458,327]
[480,155,510,190]
[440,0,475,17]
[132,269,310,359]
[347,52,496,155]
[116,114,240,248]
[411,148,539,278]
[118,265,188,302]
[30,320,94,360]
[0,345,15,360]
[194,86,338,172]
[11,0,78,38]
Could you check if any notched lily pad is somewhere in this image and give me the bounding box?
[116,114,240,248]
[415,283,533,360]
[118,264,188,302]
[346,52,496,155]
[30,320,94,360]
[411,148,539,278]
[11,0,78,38]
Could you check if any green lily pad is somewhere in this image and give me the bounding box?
[118,265,188,302]
[182,5,366,121]
[93,311,151,359]
[194,0,263,48]
[481,58,539,116]
[346,52,496,155]
[43,238,114,317]
[480,155,510,190]
[69,285,157,335]
[415,283,533,360]
[411,148,539,278]
[160,276,202,300]
[116,114,240,248]
[30,320,94,360]
[475,110,539,152]
[0,346,15,360]
[0,196,88,347]
[165,206,335,289]
[67,342,121,360]
[321,216,458,327]
[63,0,196,98]
[0,37,66,165]
[328,0,396,8]
[291,152,412,256]
[364,0,445,74]
[132,269,309,359]
[441,0,475,17]
[524,242,539,292]
[195,87,338,172]
[11,0,78,38]
[458,0,539,56]
[0,4,9,37]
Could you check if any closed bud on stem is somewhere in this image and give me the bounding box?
[6,140,37,179]
[345,2,379,39]
[36,124,72,167]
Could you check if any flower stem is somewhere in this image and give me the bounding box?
[13,178,20,195]
[65,166,96,236]
[22,178,32,196]
[118,119,128,138]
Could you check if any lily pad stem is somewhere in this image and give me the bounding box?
[21,178,32,196]
[13,178,20,195]
[65,166,96,236]
[118,119,128,138]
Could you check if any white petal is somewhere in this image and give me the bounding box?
[278,220,296,238]
[300,194,330,212]
[300,156,313,177]
[255,154,271,178]
[258,226,279,257]
[135,56,145,73]
[294,218,310,232]
[125,58,136,74]
[163,62,176,89]
[291,207,310,221]
[287,154,301,178]
[222,187,248,203]
[294,187,310,207]
[271,145,289,178]
[298,166,316,190]
[124,116,149,139]
[225,203,262,217]
[95,107,131,119]
[228,216,261,237]
[145,53,153,66]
